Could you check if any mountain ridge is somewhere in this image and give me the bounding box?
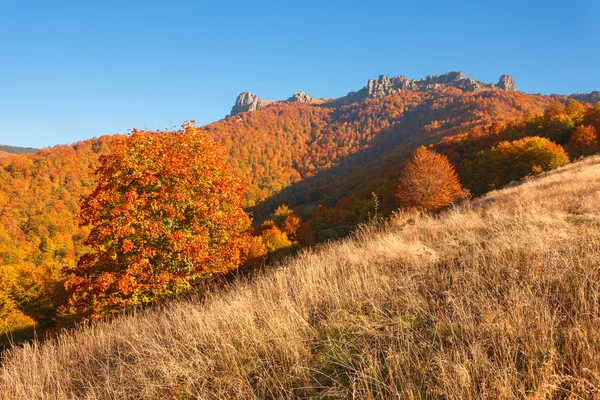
[0,75,593,345]
[229,71,517,116]
[0,144,38,158]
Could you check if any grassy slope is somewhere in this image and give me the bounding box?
[2,157,600,399]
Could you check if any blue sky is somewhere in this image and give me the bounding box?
[1,1,598,148]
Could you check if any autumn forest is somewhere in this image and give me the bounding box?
[0,82,599,347]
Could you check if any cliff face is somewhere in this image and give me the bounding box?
[229,72,517,116]
[230,92,269,116]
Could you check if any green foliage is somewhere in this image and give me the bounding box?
[272,205,293,228]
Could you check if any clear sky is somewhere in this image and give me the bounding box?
[1,0,598,148]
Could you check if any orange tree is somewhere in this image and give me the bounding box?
[569,125,598,157]
[64,123,252,320]
[397,147,466,212]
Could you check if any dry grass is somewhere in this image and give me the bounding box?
[2,157,600,399]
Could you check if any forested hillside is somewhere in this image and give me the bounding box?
[0,136,119,339]
[3,155,599,399]
[0,85,596,343]
[206,88,554,216]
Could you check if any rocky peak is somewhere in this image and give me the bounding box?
[229,72,518,116]
[421,71,466,86]
[287,91,313,103]
[497,74,516,91]
[230,92,265,116]
[363,72,516,99]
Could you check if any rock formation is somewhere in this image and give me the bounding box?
[229,72,517,116]
[497,74,516,91]
[287,91,313,103]
[230,92,267,116]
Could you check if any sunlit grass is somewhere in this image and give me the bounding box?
[2,156,600,399]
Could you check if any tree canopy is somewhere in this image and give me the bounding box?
[397,147,466,212]
[64,124,252,319]
[569,125,598,157]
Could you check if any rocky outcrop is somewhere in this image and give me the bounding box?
[230,92,267,116]
[334,72,516,106]
[229,91,311,116]
[497,74,516,91]
[229,72,517,116]
[287,91,313,103]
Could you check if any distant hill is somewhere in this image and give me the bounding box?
[0,144,38,156]
[571,91,600,105]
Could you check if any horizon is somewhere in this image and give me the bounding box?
[1,0,599,148]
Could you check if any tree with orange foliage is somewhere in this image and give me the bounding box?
[64,123,252,320]
[569,125,598,157]
[282,214,301,240]
[272,204,301,241]
[397,147,466,212]
[259,220,292,254]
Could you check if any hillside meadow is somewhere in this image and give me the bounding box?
[0,88,566,340]
[2,155,599,399]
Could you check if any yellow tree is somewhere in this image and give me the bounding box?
[259,220,292,254]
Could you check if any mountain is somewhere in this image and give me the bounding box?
[229,71,517,116]
[3,155,599,399]
[215,86,554,221]
[0,71,596,343]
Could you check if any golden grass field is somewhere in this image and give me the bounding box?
[2,156,600,399]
